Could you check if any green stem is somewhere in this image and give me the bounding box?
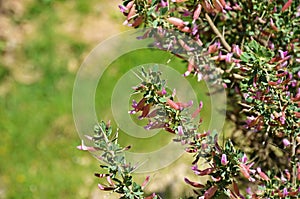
[291,135,296,186]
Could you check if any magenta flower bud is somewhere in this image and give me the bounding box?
[280,116,286,125]
[221,154,228,165]
[77,140,97,151]
[225,53,233,63]
[283,188,288,197]
[161,87,167,95]
[177,126,184,136]
[208,42,220,54]
[160,0,168,8]
[281,174,287,182]
[283,138,290,146]
[246,187,252,194]
[241,153,248,163]
[191,164,198,172]
[141,176,150,188]
[118,5,128,13]
[232,44,242,56]
[279,50,288,59]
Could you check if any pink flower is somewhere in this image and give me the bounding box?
[142,176,150,189]
[160,0,168,8]
[167,17,185,27]
[282,187,288,197]
[161,87,167,95]
[208,42,221,54]
[221,154,228,165]
[283,138,290,147]
[118,5,128,13]
[257,167,270,181]
[239,163,255,182]
[192,101,203,118]
[177,126,184,136]
[281,0,292,12]
[279,50,288,59]
[204,185,218,199]
[77,140,97,151]
[167,99,181,110]
[241,153,248,163]
[184,177,205,188]
[225,53,233,63]
[193,4,202,21]
[232,3,242,11]
[232,44,242,56]
[97,183,114,191]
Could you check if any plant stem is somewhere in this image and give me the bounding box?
[205,13,231,52]
[291,135,296,186]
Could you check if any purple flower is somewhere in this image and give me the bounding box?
[232,3,242,11]
[279,50,288,59]
[268,42,275,50]
[221,154,228,165]
[208,42,220,54]
[241,153,248,163]
[77,140,96,151]
[177,126,184,136]
[246,187,252,194]
[283,138,290,147]
[191,164,198,172]
[282,188,288,197]
[144,121,165,130]
[280,116,286,125]
[182,9,192,17]
[245,116,255,124]
[192,24,198,35]
[225,53,233,63]
[131,99,137,108]
[232,44,242,56]
[270,113,276,120]
[161,87,167,95]
[296,6,300,17]
[118,5,128,13]
[160,0,168,8]
[280,174,287,182]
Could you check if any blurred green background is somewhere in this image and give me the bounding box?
[0,0,214,198]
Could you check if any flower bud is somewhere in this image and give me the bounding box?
[221,154,228,165]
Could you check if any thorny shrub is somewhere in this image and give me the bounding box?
[78,1,300,198]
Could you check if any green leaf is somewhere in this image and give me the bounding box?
[240,52,251,62]
[159,97,167,103]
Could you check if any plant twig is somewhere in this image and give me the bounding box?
[205,13,231,52]
[291,135,296,186]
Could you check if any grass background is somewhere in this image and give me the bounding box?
[0,0,215,198]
